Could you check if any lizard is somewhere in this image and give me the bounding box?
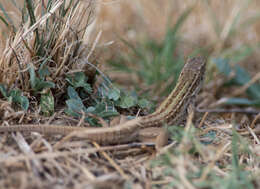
[0,57,206,144]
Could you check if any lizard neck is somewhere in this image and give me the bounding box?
[140,57,205,128]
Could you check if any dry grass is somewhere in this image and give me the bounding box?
[0,0,260,188]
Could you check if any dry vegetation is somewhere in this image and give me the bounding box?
[0,0,260,188]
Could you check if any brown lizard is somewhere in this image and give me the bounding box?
[0,57,206,144]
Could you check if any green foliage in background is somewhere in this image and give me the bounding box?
[213,46,260,107]
[108,7,202,96]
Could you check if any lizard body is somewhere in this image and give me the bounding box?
[0,57,206,144]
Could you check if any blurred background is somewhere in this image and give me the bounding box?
[95,0,260,101]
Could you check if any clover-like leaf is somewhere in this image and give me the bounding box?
[66,72,92,93]
[119,95,137,108]
[9,89,29,110]
[108,88,120,101]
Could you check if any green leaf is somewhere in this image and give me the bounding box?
[66,86,88,116]
[38,66,50,79]
[0,3,15,28]
[225,97,260,107]
[214,58,260,100]
[86,106,95,113]
[97,110,119,118]
[84,101,119,120]
[0,15,9,27]
[0,84,8,97]
[38,60,51,79]
[9,89,29,110]
[8,89,21,100]
[29,64,55,92]
[17,96,29,111]
[119,95,137,108]
[65,99,85,117]
[233,66,260,99]
[138,98,152,109]
[40,91,54,116]
[74,72,86,83]
[94,102,119,118]
[0,86,28,110]
[35,81,55,91]
[108,88,120,101]
[233,66,251,85]
[29,65,37,89]
[213,58,232,76]
[66,72,92,93]
[67,86,82,101]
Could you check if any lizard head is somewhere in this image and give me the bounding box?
[179,56,206,84]
[177,56,206,99]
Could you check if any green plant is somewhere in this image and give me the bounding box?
[150,126,256,189]
[108,7,198,96]
[0,84,29,111]
[213,53,260,107]
[65,71,153,125]
[0,0,95,116]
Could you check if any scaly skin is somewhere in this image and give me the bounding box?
[0,57,206,144]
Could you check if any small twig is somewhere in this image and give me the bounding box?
[11,132,43,176]
[249,113,260,129]
[232,72,260,96]
[240,126,260,136]
[0,142,155,164]
[66,158,96,180]
[198,112,209,128]
[77,111,86,127]
[199,124,233,136]
[86,113,109,127]
[9,44,25,88]
[246,127,260,144]
[198,141,231,182]
[86,30,102,60]
[92,142,129,180]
